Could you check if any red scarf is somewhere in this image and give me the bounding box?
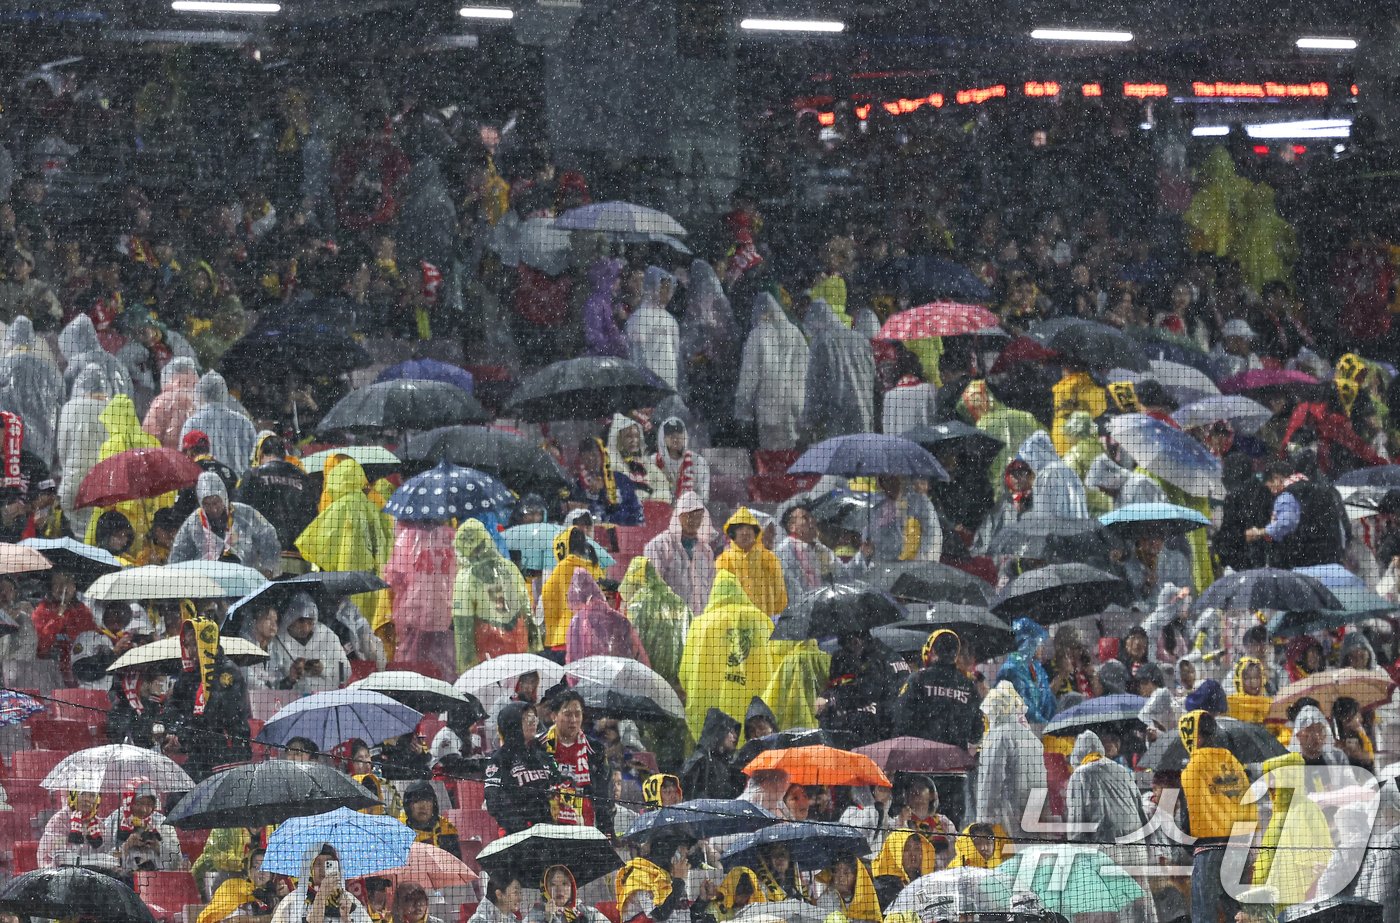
[0,412,24,489]
[67,793,102,846]
[895,375,923,388]
[121,672,145,714]
[117,777,153,836]
[656,449,695,498]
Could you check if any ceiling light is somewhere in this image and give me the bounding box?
[740,18,845,32]
[170,1,280,11]
[459,6,513,18]
[1296,36,1356,50]
[1031,28,1132,42]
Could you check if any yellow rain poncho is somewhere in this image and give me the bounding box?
[715,507,788,617]
[1227,656,1272,726]
[618,556,691,688]
[678,571,776,741]
[295,457,393,631]
[197,877,258,923]
[85,395,170,551]
[962,380,1040,483]
[1232,182,1297,292]
[1050,372,1108,457]
[452,518,537,671]
[871,830,934,886]
[947,823,1008,869]
[816,860,882,922]
[540,527,606,650]
[1185,147,1250,257]
[1253,752,1333,905]
[763,640,830,731]
[715,867,767,921]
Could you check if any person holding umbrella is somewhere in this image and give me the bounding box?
[270,844,372,923]
[894,629,981,748]
[865,476,942,564]
[818,629,899,747]
[198,847,292,923]
[574,437,643,527]
[268,593,351,695]
[616,833,711,922]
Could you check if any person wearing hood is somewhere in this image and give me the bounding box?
[170,471,281,576]
[38,789,108,869]
[870,830,935,912]
[713,866,765,921]
[384,519,457,680]
[296,457,393,642]
[85,394,170,551]
[181,371,258,479]
[267,592,351,695]
[452,518,537,671]
[679,706,744,800]
[1065,727,1152,844]
[1227,656,1272,725]
[731,696,780,765]
[270,844,372,923]
[653,417,709,504]
[1252,747,1334,907]
[1051,361,1108,456]
[882,346,939,436]
[736,292,808,451]
[974,458,1036,556]
[1341,773,1400,923]
[679,571,775,742]
[1016,431,1090,520]
[894,629,981,747]
[484,701,568,834]
[1284,635,1324,683]
[994,618,1056,725]
[528,864,607,923]
[975,681,1048,840]
[626,266,682,391]
[681,258,740,422]
[615,833,708,922]
[141,356,201,450]
[617,555,690,689]
[715,506,787,618]
[236,433,316,557]
[469,871,525,923]
[59,314,133,400]
[400,781,461,858]
[199,847,291,923]
[0,315,63,466]
[864,475,942,565]
[606,413,666,500]
[644,491,719,618]
[163,609,252,779]
[540,525,607,653]
[540,688,614,832]
[57,363,113,538]
[1179,710,1256,923]
[820,629,899,747]
[1213,453,1273,572]
[947,822,1008,869]
[574,436,643,526]
[565,569,648,664]
[582,257,629,359]
[102,777,185,871]
[802,297,876,441]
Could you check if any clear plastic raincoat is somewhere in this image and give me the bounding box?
[974,681,1047,839]
[0,316,64,465]
[384,520,457,679]
[142,357,200,450]
[57,364,113,537]
[625,266,682,391]
[180,372,258,479]
[735,293,808,451]
[802,299,875,441]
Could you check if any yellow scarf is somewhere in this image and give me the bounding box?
[616,858,671,911]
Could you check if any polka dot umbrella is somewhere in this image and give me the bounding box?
[384,460,514,523]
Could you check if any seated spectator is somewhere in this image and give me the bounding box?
[400,781,461,858]
[266,592,350,694]
[198,847,292,923]
[103,779,187,872]
[38,790,107,869]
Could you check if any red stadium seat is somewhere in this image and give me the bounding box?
[134,871,201,920]
[459,904,479,922]
[446,808,498,845]
[248,689,296,723]
[29,718,100,751]
[175,827,209,862]
[387,660,444,681]
[596,901,621,923]
[11,840,37,874]
[454,779,485,810]
[49,687,112,715]
[9,749,68,788]
[349,660,378,682]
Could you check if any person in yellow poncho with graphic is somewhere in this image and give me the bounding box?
[714,866,766,920]
[715,507,788,617]
[946,822,1007,869]
[679,570,776,742]
[295,457,393,646]
[815,855,883,922]
[539,525,605,653]
[618,555,691,689]
[1050,362,1108,456]
[962,379,1039,484]
[1179,710,1257,923]
[84,394,172,554]
[1227,656,1272,726]
[197,846,291,923]
[870,830,935,912]
[452,518,538,672]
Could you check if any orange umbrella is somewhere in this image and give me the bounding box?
[1268,667,1395,721]
[383,842,479,889]
[743,745,891,788]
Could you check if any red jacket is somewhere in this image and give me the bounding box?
[33,598,97,677]
[1281,402,1386,474]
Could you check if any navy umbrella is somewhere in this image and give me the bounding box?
[384,461,514,523]
[622,799,778,844]
[1193,567,1341,615]
[1336,465,1400,488]
[1043,693,1148,737]
[789,434,949,480]
[770,581,904,640]
[377,358,475,394]
[722,822,870,871]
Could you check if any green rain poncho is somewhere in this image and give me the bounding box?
[295,457,394,630]
[962,380,1041,484]
[1232,182,1297,292]
[763,640,831,731]
[618,555,691,689]
[1185,147,1250,258]
[451,518,537,671]
[678,571,776,742]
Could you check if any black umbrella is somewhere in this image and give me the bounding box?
[1126,326,1223,379]
[623,799,778,844]
[504,357,674,422]
[867,625,940,656]
[576,687,679,723]
[1193,568,1342,615]
[986,515,1104,560]
[770,582,904,640]
[903,421,1005,461]
[219,315,371,384]
[808,490,877,534]
[861,255,994,304]
[477,824,623,886]
[224,571,389,637]
[734,727,854,768]
[1279,898,1383,923]
[315,379,490,435]
[20,537,122,589]
[403,425,572,500]
[722,822,871,870]
[167,760,380,829]
[889,602,1017,659]
[991,563,1133,624]
[0,867,155,923]
[1139,716,1287,772]
[867,561,993,606]
[1027,318,1151,372]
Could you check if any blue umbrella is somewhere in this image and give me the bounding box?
[262,807,415,879]
[1336,466,1400,488]
[384,461,515,523]
[257,689,423,752]
[502,523,614,573]
[1106,413,1223,499]
[721,822,870,871]
[1173,395,1272,434]
[622,799,777,844]
[1098,502,1211,539]
[1267,564,1396,637]
[377,359,475,395]
[0,690,42,727]
[1043,693,1148,736]
[789,435,949,481]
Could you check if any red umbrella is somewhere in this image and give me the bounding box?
[879,302,1002,340]
[989,336,1060,374]
[1218,369,1319,395]
[76,448,203,509]
[854,736,974,774]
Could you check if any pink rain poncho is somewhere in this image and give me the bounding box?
[142,357,200,450]
[641,491,718,616]
[564,569,649,665]
[383,521,457,679]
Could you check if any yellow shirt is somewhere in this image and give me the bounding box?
[715,544,788,617]
[1051,372,1108,456]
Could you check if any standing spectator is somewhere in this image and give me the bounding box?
[735,292,808,452]
[653,418,710,504]
[975,681,1047,840]
[1179,710,1256,923]
[236,434,315,558]
[180,371,257,479]
[715,506,788,617]
[564,569,647,664]
[803,298,876,441]
[643,492,718,617]
[625,266,682,391]
[678,572,775,743]
[57,363,112,539]
[169,472,281,576]
[383,520,457,679]
[539,525,606,654]
[142,357,202,451]
[616,555,690,689]
[679,707,743,800]
[452,518,536,671]
[540,689,614,832]
[775,503,848,602]
[484,702,567,835]
[33,570,96,683]
[893,630,981,747]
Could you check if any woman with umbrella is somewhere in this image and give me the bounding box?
[269,844,372,923]
[751,842,810,903]
[199,847,292,923]
[452,518,537,672]
[102,778,185,872]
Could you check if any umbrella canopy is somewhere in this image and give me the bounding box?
[622,799,777,844]
[1043,693,1148,736]
[220,316,371,385]
[259,689,423,752]
[503,523,614,573]
[743,745,891,788]
[721,822,870,871]
[1107,361,1220,406]
[404,425,572,500]
[995,844,1146,914]
[455,653,567,722]
[1140,716,1287,772]
[164,560,269,598]
[262,807,415,879]
[349,670,484,719]
[377,359,475,395]
[167,760,380,829]
[1027,318,1150,372]
[888,602,1016,659]
[879,302,1002,340]
[0,867,156,923]
[566,655,685,720]
[384,461,514,523]
[75,447,203,509]
[1127,326,1220,378]
[0,543,51,576]
[1219,368,1320,396]
[868,624,946,656]
[554,201,687,237]
[809,493,879,534]
[771,582,904,641]
[302,446,401,479]
[788,434,949,480]
[572,687,680,723]
[867,561,993,606]
[224,571,390,637]
[41,743,193,794]
[0,689,42,726]
[902,421,1005,460]
[867,255,994,304]
[316,379,489,435]
[385,842,479,888]
[21,537,121,586]
[504,357,674,422]
[1195,567,1342,614]
[991,564,1133,623]
[854,736,974,773]
[477,823,622,887]
[107,636,269,672]
[1268,668,1395,721]
[86,565,226,602]
[888,867,1013,917]
[1266,564,1395,637]
[1336,466,1400,489]
[1174,395,1273,434]
[1106,413,1223,499]
[1099,502,1211,540]
[985,514,1103,559]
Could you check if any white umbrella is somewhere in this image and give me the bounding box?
[0,543,53,576]
[350,670,481,714]
[163,560,267,598]
[1173,394,1272,434]
[565,655,684,719]
[85,566,225,602]
[41,744,193,794]
[107,636,269,673]
[617,230,692,255]
[302,445,400,475]
[554,201,687,237]
[455,653,565,722]
[888,867,1012,917]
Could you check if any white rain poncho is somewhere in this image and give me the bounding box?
[735,293,808,451]
[606,413,667,500]
[57,363,112,537]
[974,681,1047,839]
[653,416,710,504]
[142,357,201,450]
[266,592,352,695]
[115,329,198,395]
[679,259,738,369]
[58,314,132,400]
[1016,431,1089,520]
[625,266,682,391]
[0,316,64,465]
[802,299,875,440]
[180,371,257,478]
[168,471,281,576]
[1344,772,1400,923]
